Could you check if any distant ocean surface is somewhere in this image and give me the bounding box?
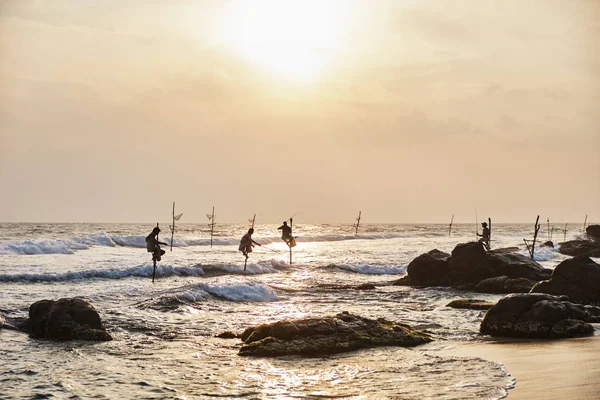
[0,222,592,399]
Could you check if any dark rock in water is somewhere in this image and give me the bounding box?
[405,249,450,285]
[586,224,600,240]
[475,276,538,294]
[449,242,550,284]
[21,298,112,341]
[447,299,495,310]
[216,331,238,339]
[238,311,432,357]
[542,241,554,248]
[480,293,600,339]
[531,256,600,303]
[395,242,550,293]
[558,240,600,257]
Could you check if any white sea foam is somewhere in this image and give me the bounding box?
[0,231,420,255]
[517,246,558,262]
[0,240,87,255]
[198,282,278,302]
[0,264,205,282]
[337,263,407,275]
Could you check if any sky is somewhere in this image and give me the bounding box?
[0,0,599,224]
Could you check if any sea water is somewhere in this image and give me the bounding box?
[0,222,588,399]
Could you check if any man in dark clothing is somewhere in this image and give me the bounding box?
[278,221,293,243]
[146,227,168,262]
[239,228,261,258]
[478,222,491,250]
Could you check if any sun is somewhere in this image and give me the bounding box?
[218,0,351,83]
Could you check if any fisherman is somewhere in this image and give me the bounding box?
[146,227,167,262]
[278,220,293,243]
[478,222,491,250]
[239,228,261,259]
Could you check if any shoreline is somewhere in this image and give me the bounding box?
[435,333,600,399]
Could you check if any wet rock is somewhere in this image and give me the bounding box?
[542,241,554,248]
[447,299,495,310]
[238,312,432,357]
[217,331,238,339]
[558,240,600,257]
[449,242,550,284]
[475,276,538,294]
[405,249,450,285]
[586,224,600,240]
[21,298,112,341]
[395,242,550,293]
[531,256,600,303]
[480,293,600,339]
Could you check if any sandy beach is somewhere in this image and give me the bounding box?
[439,333,600,399]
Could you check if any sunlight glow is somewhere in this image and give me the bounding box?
[219,0,354,83]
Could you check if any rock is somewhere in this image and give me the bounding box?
[586,224,600,240]
[396,242,550,293]
[475,276,538,294]
[405,249,450,285]
[447,299,495,310]
[542,241,554,248]
[558,240,600,257]
[22,298,112,341]
[531,256,600,303]
[238,312,432,357]
[480,293,600,339]
[216,331,238,339]
[449,243,550,284]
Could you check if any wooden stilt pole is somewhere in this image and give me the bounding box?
[152,222,159,283]
[207,206,215,248]
[244,255,248,271]
[355,211,362,235]
[530,215,540,260]
[170,202,175,251]
[448,214,454,237]
[563,223,568,242]
[289,217,293,265]
[488,217,492,249]
[547,217,550,242]
[474,209,479,241]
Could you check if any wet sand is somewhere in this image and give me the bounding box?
[439,334,600,399]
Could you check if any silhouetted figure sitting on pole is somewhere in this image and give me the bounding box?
[478,222,491,250]
[239,228,261,271]
[239,228,261,258]
[278,220,296,247]
[146,227,167,262]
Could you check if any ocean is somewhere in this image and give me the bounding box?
[0,222,591,399]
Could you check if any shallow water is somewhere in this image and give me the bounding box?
[0,222,589,399]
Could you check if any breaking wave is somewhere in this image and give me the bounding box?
[336,263,407,275]
[0,232,413,255]
[197,282,278,302]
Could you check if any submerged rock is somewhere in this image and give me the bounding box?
[480,293,600,339]
[531,256,600,303]
[558,240,600,257]
[447,299,495,310]
[475,276,538,294]
[216,331,238,339]
[20,298,112,341]
[238,312,432,357]
[395,242,550,293]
